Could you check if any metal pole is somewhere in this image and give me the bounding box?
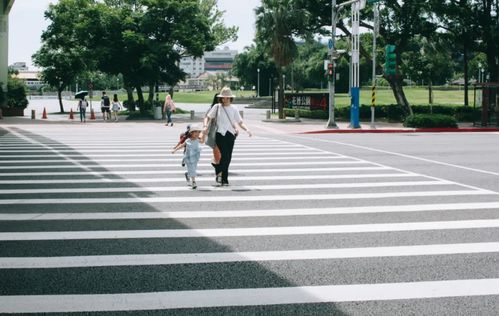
[257,68,260,97]
[371,3,378,128]
[326,0,338,128]
[350,1,361,128]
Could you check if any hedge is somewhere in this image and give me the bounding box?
[403,114,458,128]
[285,104,480,123]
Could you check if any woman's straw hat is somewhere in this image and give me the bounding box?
[217,86,236,98]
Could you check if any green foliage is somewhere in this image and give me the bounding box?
[0,84,5,105]
[7,77,29,109]
[455,106,481,122]
[232,45,278,96]
[285,104,476,123]
[32,0,92,112]
[404,114,458,128]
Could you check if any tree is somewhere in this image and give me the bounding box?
[232,44,278,96]
[256,0,306,119]
[32,0,91,113]
[80,0,236,113]
[293,0,442,115]
[402,35,455,104]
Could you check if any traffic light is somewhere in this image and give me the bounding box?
[384,44,397,76]
[327,63,334,82]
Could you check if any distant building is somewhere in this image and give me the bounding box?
[179,57,205,78]
[204,47,237,72]
[13,71,44,89]
[179,47,238,78]
[9,62,28,72]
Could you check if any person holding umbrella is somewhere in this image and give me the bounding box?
[77,97,89,122]
[75,91,89,123]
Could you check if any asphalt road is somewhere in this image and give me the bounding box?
[0,118,498,315]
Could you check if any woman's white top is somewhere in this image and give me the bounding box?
[206,103,242,136]
[111,101,121,111]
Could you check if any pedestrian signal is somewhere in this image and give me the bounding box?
[327,63,334,82]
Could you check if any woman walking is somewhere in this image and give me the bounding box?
[203,87,252,186]
[205,93,222,181]
[163,94,176,126]
[111,94,121,122]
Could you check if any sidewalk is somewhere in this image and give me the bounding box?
[2,99,499,134]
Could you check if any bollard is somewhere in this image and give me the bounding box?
[31,109,36,119]
[239,110,244,118]
[266,110,271,120]
[190,110,195,120]
[294,109,299,120]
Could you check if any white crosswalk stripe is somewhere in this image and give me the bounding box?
[1,125,499,314]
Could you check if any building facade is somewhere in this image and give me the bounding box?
[179,47,238,78]
[179,57,205,78]
[204,47,237,72]
[1,0,16,103]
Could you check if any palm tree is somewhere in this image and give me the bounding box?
[255,0,301,119]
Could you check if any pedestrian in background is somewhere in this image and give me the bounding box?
[111,94,121,122]
[101,91,111,121]
[172,124,205,189]
[203,87,252,186]
[78,97,88,123]
[163,94,176,126]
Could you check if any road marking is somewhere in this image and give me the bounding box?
[0,190,492,205]
[2,219,499,240]
[298,137,499,177]
[0,148,314,153]
[2,242,499,269]
[0,166,390,177]
[0,180,448,194]
[0,151,335,158]
[0,155,341,163]
[0,160,367,169]
[2,202,499,221]
[2,279,499,313]
[0,172,415,184]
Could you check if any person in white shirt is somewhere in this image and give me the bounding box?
[111,94,122,122]
[203,87,252,186]
[78,97,89,122]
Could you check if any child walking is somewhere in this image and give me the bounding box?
[172,125,205,189]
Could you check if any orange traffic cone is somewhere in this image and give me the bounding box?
[69,108,74,120]
[42,107,48,119]
[90,108,96,120]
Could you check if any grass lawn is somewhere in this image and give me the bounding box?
[90,87,467,106]
[337,87,466,107]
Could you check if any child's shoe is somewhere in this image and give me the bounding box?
[184,172,189,184]
[191,180,197,189]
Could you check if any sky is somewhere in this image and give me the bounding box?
[7,0,261,70]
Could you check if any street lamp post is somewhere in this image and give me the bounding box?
[257,68,260,97]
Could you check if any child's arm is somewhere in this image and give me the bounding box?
[171,142,185,154]
[199,132,206,144]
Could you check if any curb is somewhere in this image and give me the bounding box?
[301,127,499,134]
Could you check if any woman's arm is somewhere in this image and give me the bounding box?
[238,121,252,137]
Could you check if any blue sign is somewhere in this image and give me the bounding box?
[328,39,334,50]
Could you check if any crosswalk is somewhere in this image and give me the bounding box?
[1,124,499,314]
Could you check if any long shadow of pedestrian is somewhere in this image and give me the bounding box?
[0,127,348,315]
